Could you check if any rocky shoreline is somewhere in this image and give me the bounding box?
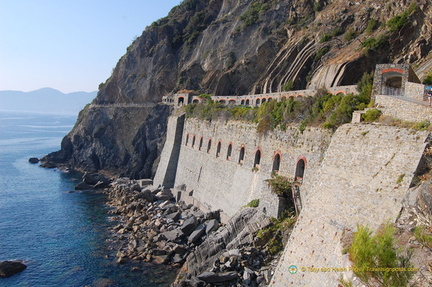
[74,173,282,286]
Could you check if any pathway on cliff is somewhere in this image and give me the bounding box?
[270,123,429,286]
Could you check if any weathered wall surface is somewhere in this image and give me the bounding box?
[153,114,185,188]
[270,124,429,286]
[405,82,426,101]
[159,118,332,219]
[376,94,432,123]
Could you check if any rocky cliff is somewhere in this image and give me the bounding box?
[44,0,432,177]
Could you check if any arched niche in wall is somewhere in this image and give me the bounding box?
[238,145,245,164]
[178,96,185,106]
[216,141,222,158]
[199,137,203,151]
[295,156,307,183]
[192,135,196,148]
[207,138,212,153]
[253,148,262,170]
[272,151,281,173]
[226,142,232,160]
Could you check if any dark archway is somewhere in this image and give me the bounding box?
[227,143,232,160]
[178,97,185,106]
[216,141,222,158]
[254,149,261,170]
[295,158,306,183]
[199,137,203,151]
[272,152,281,173]
[185,134,189,146]
[207,139,212,153]
[192,135,196,148]
[239,146,245,164]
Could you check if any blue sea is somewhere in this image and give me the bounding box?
[0,111,176,287]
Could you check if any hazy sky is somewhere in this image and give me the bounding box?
[0,0,182,93]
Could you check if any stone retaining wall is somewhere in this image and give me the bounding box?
[376,94,432,123]
[155,117,332,219]
[270,124,429,286]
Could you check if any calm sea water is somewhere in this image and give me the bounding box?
[0,111,176,287]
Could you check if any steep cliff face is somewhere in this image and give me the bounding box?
[45,0,432,177]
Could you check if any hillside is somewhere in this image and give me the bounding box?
[44,0,432,177]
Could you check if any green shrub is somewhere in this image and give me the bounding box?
[319,34,332,43]
[412,120,430,131]
[344,28,357,41]
[362,109,382,122]
[314,46,330,61]
[361,34,387,53]
[266,173,293,197]
[348,224,414,287]
[240,0,270,28]
[386,4,417,32]
[255,211,296,255]
[282,80,294,91]
[365,18,379,34]
[423,71,432,85]
[245,199,260,208]
[413,225,432,249]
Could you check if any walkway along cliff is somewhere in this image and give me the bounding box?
[151,64,432,286]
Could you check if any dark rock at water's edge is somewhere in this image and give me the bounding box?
[0,261,27,278]
[28,157,39,164]
[75,172,112,190]
[41,104,172,179]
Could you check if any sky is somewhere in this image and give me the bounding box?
[0,0,182,93]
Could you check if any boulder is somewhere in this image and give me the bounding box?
[82,172,110,187]
[138,179,153,187]
[205,219,219,234]
[162,229,184,242]
[196,271,238,283]
[188,224,206,244]
[181,216,198,236]
[28,157,39,164]
[74,182,94,190]
[135,189,155,202]
[0,261,27,278]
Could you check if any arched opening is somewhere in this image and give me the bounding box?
[255,98,260,106]
[207,139,212,153]
[238,146,245,164]
[178,97,185,106]
[185,134,189,146]
[216,141,222,158]
[192,135,196,148]
[281,96,287,101]
[295,158,306,183]
[241,99,245,105]
[199,137,203,151]
[192,99,199,104]
[272,152,281,173]
[219,99,226,105]
[226,143,232,160]
[261,98,267,104]
[245,99,250,106]
[253,149,261,170]
[228,99,236,105]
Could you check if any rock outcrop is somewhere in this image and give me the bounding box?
[0,261,27,278]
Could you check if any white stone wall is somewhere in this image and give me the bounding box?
[173,118,332,218]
